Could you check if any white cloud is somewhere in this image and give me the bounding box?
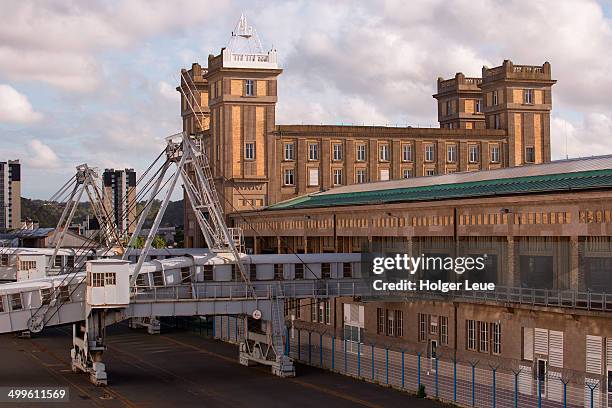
[551,113,612,159]
[0,0,229,92]
[27,139,62,169]
[0,84,42,123]
[158,81,179,102]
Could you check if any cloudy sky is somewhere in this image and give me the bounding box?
[1,0,612,199]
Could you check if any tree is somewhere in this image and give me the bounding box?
[152,235,167,249]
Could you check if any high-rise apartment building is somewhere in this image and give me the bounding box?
[0,160,21,231]
[102,168,136,236]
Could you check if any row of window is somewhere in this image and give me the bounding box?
[445,99,482,116]
[310,300,331,325]
[281,159,495,187]
[418,313,449,345]
[376,308,404,337]
[281,142,501,164]
[466,319,501,355]
[0,286,72,313]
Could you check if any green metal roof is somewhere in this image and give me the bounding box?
[267,169,612,210]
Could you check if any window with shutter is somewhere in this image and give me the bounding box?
[549,330,564,368]
[586,335,603,374]
[518,365,533,395]
[534,328,549,355]
[523,327,534,361]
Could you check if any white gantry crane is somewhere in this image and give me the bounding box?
[48,164,124,271]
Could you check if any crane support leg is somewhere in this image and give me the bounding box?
[71,310,108,386]
[238,298,295,378]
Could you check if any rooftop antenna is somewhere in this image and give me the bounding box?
[228,13,264,54]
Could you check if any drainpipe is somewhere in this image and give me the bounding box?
[453,207,459,358]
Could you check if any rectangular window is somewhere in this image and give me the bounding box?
[245,142,255,160]
[66,256,75,268]
[467,319,477,351]
[492,322,501,355]
[53,256,62,268]
[311,301,317,322]
[440,316,448,345]
[308,168,319,186]
[356,169,367,184]
[342,263,352,278]
[426,169,435,176]
[333,143,343,161]
[152,271,164,286]
[295,263,304,279]
[403,169,412,178]
[425,145,435,162]
[491,145,500,163]
[10,293,22,311]
[447,145,457,163]
[324,300,330,324]
[203,265,214,281]
[92,272,105,287]
[446,100,452,115]
[105,272,116,285]
[379,168,389,181]
[430,315,438,335]
[333,169,343,186]
[40,288,52,305]
[475,99,482,113]
[524,89,534,104]
[469,145,479,163]
[493,90,499,105]
[318,301,324,323]
[274,264,284,280]
[419,313,427,342]
[479,321,489,353]
[525,147,535,163]
[283,169,295,186]
[386,309,394,336]
[309,143,318,160]
[379,144,389,161]
[494,114,501,129]
[394,310,403,337]
[377,308,385,334]
[245,79,254,96]
[321,263,331,279]
[356,144,366,161]
[284,143,295,160]
[135,273,146,286]
[402,144,412,162]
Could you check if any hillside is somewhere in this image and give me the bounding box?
[21,197,184,229]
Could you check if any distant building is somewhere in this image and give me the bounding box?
[102,168,136,236]
[0,160,21,230]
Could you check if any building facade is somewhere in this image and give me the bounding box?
[0,160,21,231]
[230,156,612,392]
[179,16,555,247]
[102,168,136,236]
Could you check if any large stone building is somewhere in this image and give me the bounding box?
[231,155,612,395]
[0,160,21,231]
[178,16,555,247]
[179,16,610,399]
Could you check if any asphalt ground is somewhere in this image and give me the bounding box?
[0,323,445,408]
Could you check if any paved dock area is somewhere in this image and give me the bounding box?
[0,324,444,407]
